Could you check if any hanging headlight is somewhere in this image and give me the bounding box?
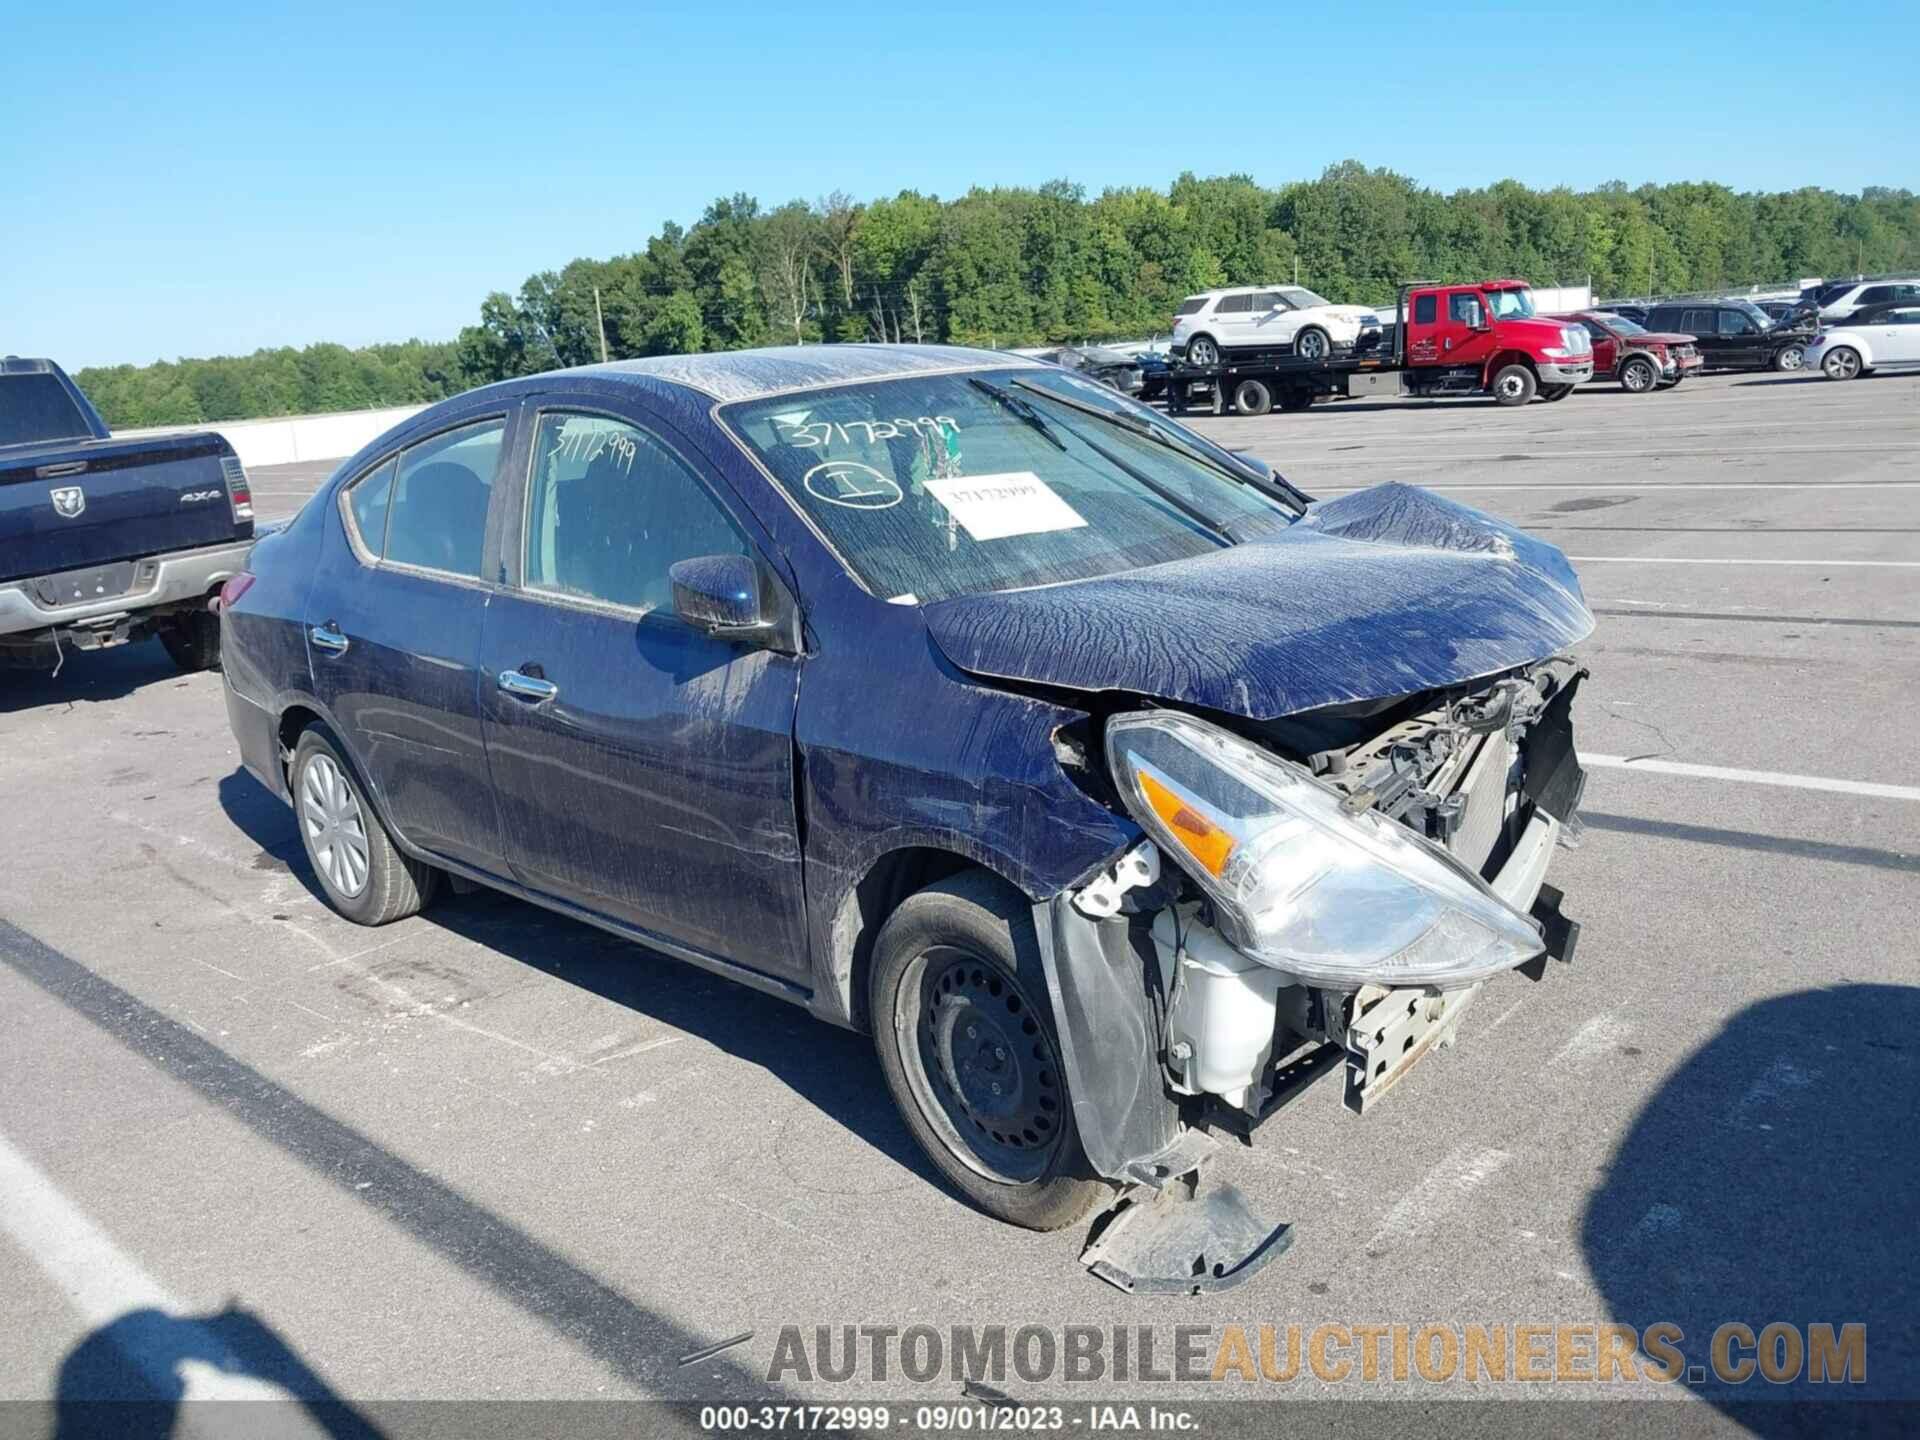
[1106,711,1543,990]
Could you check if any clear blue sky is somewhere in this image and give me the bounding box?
[5,0,1915,368]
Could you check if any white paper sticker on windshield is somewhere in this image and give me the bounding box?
[924,472,1087,542]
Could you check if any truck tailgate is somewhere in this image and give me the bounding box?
[0,433,250,584]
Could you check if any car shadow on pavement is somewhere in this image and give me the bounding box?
[55,1304,381,1439]
[215,768,947,1192]
[1581,983,1919,1430]
[0,639,184,714]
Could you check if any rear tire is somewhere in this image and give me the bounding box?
[1492,363,1537,406]
[290,726,439,926]
[158,609,221,672]
[1293,326,1331,362]
[870,871,1109,1231]
[1185,335,1220,367]
[1232,379,1272,416]
[1619,357,1658,394]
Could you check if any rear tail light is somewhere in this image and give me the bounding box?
[217,571,256,612]
[220,454,254,522]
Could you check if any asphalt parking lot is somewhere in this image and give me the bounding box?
[2,370,1916,1417]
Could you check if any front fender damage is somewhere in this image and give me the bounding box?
[1033,894,1293,1295]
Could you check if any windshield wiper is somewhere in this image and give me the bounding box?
[1009,378,1311,512]
[966,377,1068,453]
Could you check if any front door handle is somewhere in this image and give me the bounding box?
[497,669,559,703]
[310,623,350,656]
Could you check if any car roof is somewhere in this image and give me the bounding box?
[533,343,1041,404]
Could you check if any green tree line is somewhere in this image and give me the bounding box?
[76,338,463,430]
[79,162,1920,426]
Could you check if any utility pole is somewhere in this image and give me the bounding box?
[593,286,609,363]
[1293,256,1300,285]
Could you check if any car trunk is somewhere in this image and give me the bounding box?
[0,433,249,585]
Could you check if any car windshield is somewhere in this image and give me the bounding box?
[1598,314,1646,335]
[722,368,1295,604]
[1487,287,1537,319]
[1278,287,1331,310]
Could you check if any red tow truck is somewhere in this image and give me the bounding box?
[1167,279,1595,415]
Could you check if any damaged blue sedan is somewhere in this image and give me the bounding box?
[219,345,1590,1282]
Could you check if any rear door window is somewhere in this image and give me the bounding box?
[383,419,505,578]
[1413,294,1437,324]
[1214,293,1253,314]
[524,411,748,614]
[1681,309,1715,333]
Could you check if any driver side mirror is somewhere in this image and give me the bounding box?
[670,554,772,639]
[1471,308,1492,332]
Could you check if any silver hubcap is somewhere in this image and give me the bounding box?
[1780,346,1803,370]
[1825,350,1858,379]
[1625,364,1650,391]
[302,754,370,897]
[1190,340,1216,365]
[1298,331,1326,359]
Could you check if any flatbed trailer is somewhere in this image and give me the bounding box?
[1165,280,1594,414]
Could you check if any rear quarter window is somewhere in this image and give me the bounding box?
[1175,297,1208,316]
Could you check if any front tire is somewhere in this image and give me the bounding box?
[1492,363,1537,406]
[1822,346,1861,381]
[290,726,439,925]
[1774,343,1805,372]
[870,872,1108,1231]
[1293,326,1331,362]
[1185,335,1220,368]
[1619,357,1658,394]
[158,609,221,672]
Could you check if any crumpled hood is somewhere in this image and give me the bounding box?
[1632,331,1697,346]
[920,483,1594,722]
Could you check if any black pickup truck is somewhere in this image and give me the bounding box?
[1,357,254,672]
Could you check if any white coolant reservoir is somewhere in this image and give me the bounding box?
[1150,906,1284,1110]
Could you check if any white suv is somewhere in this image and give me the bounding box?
[1171,285,1382,366]
[1815,278,1920,322]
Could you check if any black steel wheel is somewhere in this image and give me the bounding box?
[870,872,1107,1230]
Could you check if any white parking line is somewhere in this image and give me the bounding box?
[1569,556,1920,568]
[1585,754,1920,802]
[0,1131,321,1411]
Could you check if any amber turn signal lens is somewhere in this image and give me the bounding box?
[1137,769,1235,877]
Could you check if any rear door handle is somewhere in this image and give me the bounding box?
[497,669,559,703]
[310,623,350,656]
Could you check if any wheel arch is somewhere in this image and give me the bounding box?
[1481,349,1540,384]
[821,843,1037,1034]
